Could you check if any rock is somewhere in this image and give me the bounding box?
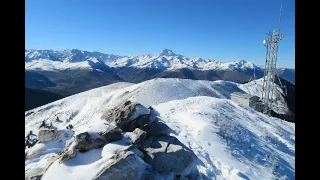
[26,157,55,180]
[38,129,61,142]
[25,168,45,180]
[197,173,210,180]
[101,100,137,129]
[132,128,147,145]
[57,132,104,163]
[99,125,123,142]
[141,121,172,137]
[140,136,155,149]
[142,170,174,180]
[101,100,150,131]
[56,138,77,163]
[94,150,151,180]
[74,132,105,152]
[126,145,144,159]
[143,135,196,175]
[123,114,150,132]
[129,104,150,121]
[175,174,182,180]
[60,148,77,163]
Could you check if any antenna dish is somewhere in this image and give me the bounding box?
[263,40,267,45]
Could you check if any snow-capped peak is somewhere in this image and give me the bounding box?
[222,60,256,70]
[159,49,177,56]
[233,60,248,64]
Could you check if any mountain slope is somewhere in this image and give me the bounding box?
[277,68,295,85]
[25,78,294,180]
[25,71,56,89]
[25,88,64,111]
[29,68,123,96]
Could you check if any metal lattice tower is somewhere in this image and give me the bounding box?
[261,5,286,115]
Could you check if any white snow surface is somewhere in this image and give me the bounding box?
[154,97,294,180]
[25,78,294,180]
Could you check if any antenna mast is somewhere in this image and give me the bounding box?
[261,5,286,115]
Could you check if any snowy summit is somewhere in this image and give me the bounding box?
[158,49,178,56]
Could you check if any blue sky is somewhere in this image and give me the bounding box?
[26,0,295,68]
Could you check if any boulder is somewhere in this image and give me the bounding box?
[94,150,151,180]
[101,100,137,128]
[131,128,147,145]
[58,138,78,163]
[122,114,150,132]
[99,125,123,142]
[143,135,196,175]
[141,170,174,180]
[101,100,150,131]
[60,148,77,163]
[25,168,45,180]
[38,129,61,142]
[125,145,144,159]
[141,121,172,137]
[74,132,105,152]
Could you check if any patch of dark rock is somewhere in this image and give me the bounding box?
[74,132,105,152]
[122,114,150,132]
[94,150,151,180]
[142,135,197,175]
[141,121,173,137]
[101,100,151,132]
[99,125,123,142]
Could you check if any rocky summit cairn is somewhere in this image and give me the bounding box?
[26,101,204,180]
[99,125,123,142]
[73,132,105,152]
[101,100,151,132]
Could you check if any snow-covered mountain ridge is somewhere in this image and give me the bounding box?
[25,49,261,72]
[25,78,294,180]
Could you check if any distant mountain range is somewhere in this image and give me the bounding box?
[25,49,294,96]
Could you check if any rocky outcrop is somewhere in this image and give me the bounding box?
[142,135,197,175]
[58,132,105,163]
[101,100,150,131]
[25,168,46,180]
[99,125,123,142]
[94,150,151,180]
[60,148,77,163]
[38,129,61,142]
[141,121,172,137]
[25,158,55,180]
[131,128,147,145]
[27,101,203,180]
[74,132,105,152]
[122,114,151,132]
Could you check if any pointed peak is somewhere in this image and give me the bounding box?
[71,49,81,53]
[233,60,248,64]
[159,49,176,56]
